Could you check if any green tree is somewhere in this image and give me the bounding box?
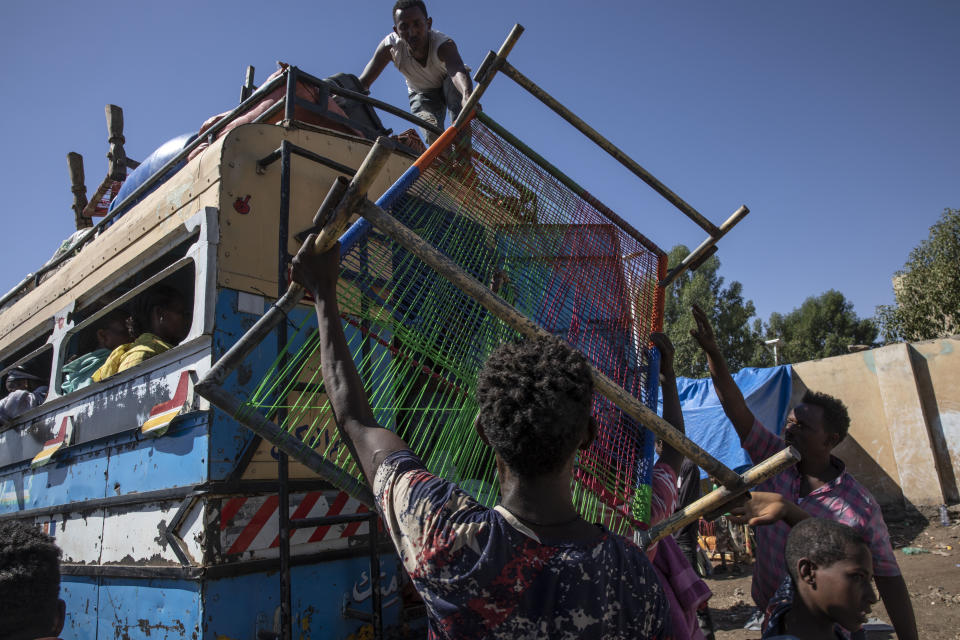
[765,290,878,364]
[663,245,770,378]
[877,208,960,342]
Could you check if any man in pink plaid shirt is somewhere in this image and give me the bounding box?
[689,305,918,640]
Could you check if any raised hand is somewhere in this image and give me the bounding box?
[291,235,340,298]
[689,304,720,355]
[649,332,675,378]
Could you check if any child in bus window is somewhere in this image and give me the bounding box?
[92,285,191,382]
[62,309,133,394]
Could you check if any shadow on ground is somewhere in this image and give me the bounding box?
[711,602,755,632]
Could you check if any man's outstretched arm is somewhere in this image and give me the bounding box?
[875,575,918,640]
[359,42,394,92]
[689,304,755,443]
[727,491,810,527]
[650,332,684,476]
[291,238,408,486]
[437,40,473,111]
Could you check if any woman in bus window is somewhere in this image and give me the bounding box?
[62,309,133,394]
[93,285,191,382]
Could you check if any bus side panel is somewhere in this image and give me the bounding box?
[94,577,201,640]
[208,410,257,482]
[60,576,100,638]
[208,288,336,482]
[104,413,210,495]
[4,416,209,515]
[202,556,408,640]
[0,473,20,512]
[208,287,277,481]
[23,445,110,510]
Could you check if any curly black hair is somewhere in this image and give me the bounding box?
[476,336,594,477]
[393,0,428,19]
[802,390,851,443]
[0,520,62,637]
[784,517,867,583]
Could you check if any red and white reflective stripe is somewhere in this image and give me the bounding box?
[141,370,193,437]
[31,415,74,469]
[220,491,371,555]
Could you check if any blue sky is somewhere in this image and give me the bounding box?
[1,1,957,325]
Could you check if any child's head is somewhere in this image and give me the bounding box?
[785,517,877,631]
[0,520,65,639]
[475,336,595,478]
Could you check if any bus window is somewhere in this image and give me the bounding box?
[60,308,132,394]
[0,333,52,427]
[59,263,196,393]
[94,282,192,382]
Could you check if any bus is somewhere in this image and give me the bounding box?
[0,64,431,640]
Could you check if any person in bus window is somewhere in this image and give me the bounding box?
[61,309,132,394]
[92,285,190,382]
[0,367,48,424]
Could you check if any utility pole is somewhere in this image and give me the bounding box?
[765,338,783,366]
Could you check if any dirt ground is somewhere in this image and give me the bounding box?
[706,506,960,640]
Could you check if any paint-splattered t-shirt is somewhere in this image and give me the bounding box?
[373,449,670,640]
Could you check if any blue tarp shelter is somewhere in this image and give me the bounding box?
[658,366,794,478]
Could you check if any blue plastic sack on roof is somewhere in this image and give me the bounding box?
[108,132,196,214]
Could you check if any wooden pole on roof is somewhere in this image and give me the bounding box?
[106,104,129,182]
[66,152,91,230]
[240,65,256,103]
[81,105,141,220]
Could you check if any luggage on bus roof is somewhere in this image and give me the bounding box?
[109,132,196,215]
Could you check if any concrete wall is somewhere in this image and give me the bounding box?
[910,340,960,502]
[791,337,960,511]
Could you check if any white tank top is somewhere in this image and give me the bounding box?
[382,29,451,92]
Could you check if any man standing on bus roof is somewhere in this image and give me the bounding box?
[359,0,474,144]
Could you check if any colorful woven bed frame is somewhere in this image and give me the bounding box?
[239,114,667,531]
[197,28,796,546]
